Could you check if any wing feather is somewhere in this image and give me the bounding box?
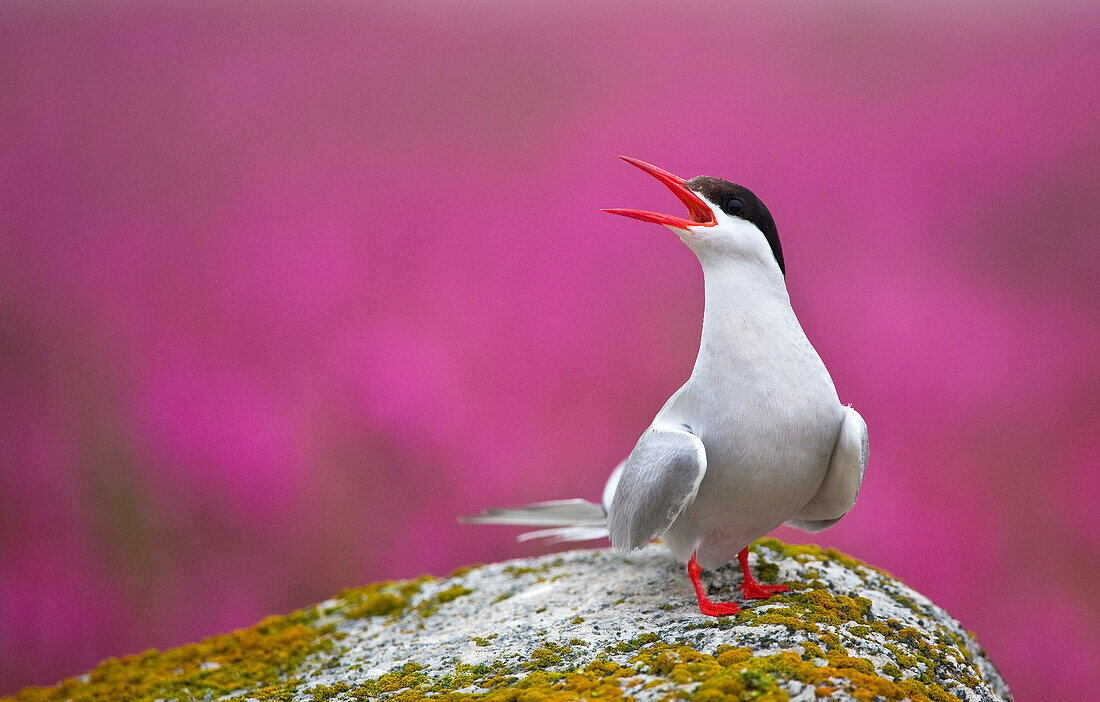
[607,427,706,551]
[785,406,867,532]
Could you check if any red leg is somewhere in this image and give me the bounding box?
[737,547,789,599]
[687,552,740,617]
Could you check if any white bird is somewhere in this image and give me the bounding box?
[463,156,868,616]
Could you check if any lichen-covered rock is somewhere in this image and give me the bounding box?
[6,540,1011,702]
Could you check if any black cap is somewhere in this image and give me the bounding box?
[684,176,784,275]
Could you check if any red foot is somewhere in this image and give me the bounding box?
[698,598,741,617]
[739,580,790,599]
[737,547,789,600]
[687,553,740,617]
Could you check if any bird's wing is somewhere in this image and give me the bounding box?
[785,406,868,533]
[600,461,625,514]
[607,426,707,552]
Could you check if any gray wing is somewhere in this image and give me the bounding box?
[785,406,868,533]
[607,426,707,552]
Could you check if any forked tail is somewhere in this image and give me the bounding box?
[460,498,609,544]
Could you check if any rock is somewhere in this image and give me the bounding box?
[6,539,1012,702]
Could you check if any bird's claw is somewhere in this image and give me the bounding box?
[697,599,740,617]
[738,581,789,600]
[687,552,741,617]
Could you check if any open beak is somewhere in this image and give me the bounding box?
[601,156,716,229]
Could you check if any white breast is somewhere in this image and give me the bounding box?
[653,255,844,567]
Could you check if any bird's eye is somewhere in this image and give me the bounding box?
[724,198,744,215]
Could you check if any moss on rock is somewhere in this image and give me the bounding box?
[6,611,329,702]
[4,541,1011,702]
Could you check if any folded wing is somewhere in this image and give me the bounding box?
[784,406,868,533]
[607,426,707,552]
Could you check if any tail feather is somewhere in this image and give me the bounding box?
[516,525,610,544]
[460,498,606,527]
[460,498,608,543]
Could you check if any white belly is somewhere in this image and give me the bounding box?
[657,307,844,567]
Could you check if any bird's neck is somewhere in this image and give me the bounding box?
[696,257,794,361]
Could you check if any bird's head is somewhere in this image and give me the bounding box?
[602,156,784,276]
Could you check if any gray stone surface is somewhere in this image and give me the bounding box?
[291,540,1011,701]
[8,539,1012,701]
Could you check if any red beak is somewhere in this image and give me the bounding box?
[601,156,717,229]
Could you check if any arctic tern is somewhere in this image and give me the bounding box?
[464,156,868,616]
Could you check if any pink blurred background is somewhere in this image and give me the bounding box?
[1,2,1097,699]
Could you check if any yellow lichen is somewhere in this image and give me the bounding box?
[753,538,891,576]
[436,584,473,603]
[799,641,826,661]
[345,591,407,618]
[7,611,330,702]
[308,681,351,700]
[734,587,874,635]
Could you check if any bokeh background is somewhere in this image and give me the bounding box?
[2,2,1098,699]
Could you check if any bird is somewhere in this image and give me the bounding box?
[463,156,868,616]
